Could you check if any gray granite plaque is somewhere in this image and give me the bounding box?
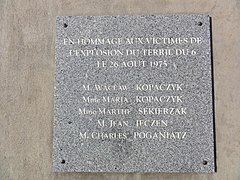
[53,14,216,173]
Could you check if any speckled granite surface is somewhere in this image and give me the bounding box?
[53,15,215,173]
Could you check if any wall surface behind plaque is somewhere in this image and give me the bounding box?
[0,0,240,180]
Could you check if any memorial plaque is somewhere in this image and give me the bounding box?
[53,14,216,173]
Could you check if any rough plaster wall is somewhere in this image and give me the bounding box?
[0,0,240,179]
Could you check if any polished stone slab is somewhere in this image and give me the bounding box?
[53,14,215,173]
